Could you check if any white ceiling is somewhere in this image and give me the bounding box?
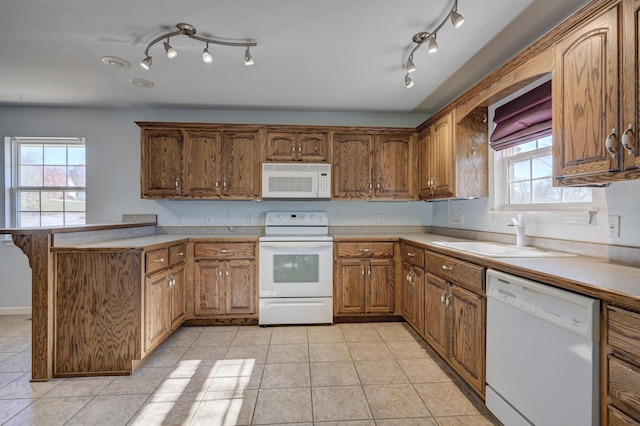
[0,0,588,115]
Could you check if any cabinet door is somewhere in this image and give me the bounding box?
[183,130,222,197]
[366,258,394,314]
[225,259,257,315]
[169,264,186,329]
[401,262,413,320]
[221,131,260,199]
[431,114,454,198]
[264,132,298,162]
[141,129,183,198]
[424,273,448,357]
[623,0,640,172]
[332,133,373,199]
[335,259,366,314]
[298,133,329,162]
[409,266,425,336]
[554,6,620,182]
[194,260,225,316]
[449,284,485,395]
[373,133,415,199]
[145,270,170,352]
[418,127,434,199]
[454,108,489,198]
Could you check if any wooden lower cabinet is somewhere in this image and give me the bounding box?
[423,251,486,397]
[53,240,187,377]
[603,304,640,425]
[334,242,395,316]
[400,243,426,335]
[192,241,257,320]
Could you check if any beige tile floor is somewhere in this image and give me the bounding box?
[0,315,499,425]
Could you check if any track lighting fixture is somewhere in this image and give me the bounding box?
[405,0,465,87]
[140,23,257,70]
[202,43,213,64]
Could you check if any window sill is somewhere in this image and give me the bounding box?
[491,209,596,225]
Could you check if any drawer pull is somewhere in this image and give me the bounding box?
[218,249,230,253]
[441,265,453,270]
[153,258,166,263]
[359,248,373,253]
[407,252,415,257]
[175,252,184,256]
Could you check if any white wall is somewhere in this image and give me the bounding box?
[0,105,432,309]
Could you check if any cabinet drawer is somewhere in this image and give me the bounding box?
[194,242,255,259]
[335,242,394,258]
[609,355,640,414]
[426,251,484,292]
[146,248,169,274]
[401,243,425,267]
[608,405,640,426]
[608,306,640,357]
[169,243,186,265]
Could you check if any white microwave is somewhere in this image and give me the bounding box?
[262,163,331,200]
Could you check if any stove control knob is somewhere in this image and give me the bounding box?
[277,214,284,220]
[310,214,315,220]
[319,216,325,222]
[268,216,275,222]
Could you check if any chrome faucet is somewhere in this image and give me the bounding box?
[510,214,526,247]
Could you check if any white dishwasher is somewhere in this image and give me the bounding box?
[485,269,600,426]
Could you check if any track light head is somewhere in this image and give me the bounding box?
[244,47,254,66]
[202,44,213,64]
[451,10,465,28]
[405,74,414,88]
[164,40,178,59]
[428,35,438,54]
[140,55,152,70]
[406,55,416,74]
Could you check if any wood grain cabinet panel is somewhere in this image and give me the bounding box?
[373,133,416,199]
[334,241,395,316]
[402,261,425,336]
[554,2,640,185]
[183,130,222,197]
[141,129,183,198]
[222,131,260,199]
[333,133,373,199]
[264,131,329,162]
[424,251,485,397]
[193,241,258,319]
[145,269,171,353]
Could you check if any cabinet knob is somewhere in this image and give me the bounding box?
[622,124,635,155]
[605,128,617,158]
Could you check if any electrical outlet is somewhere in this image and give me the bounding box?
[206,214,214,225]
[246,214,253,224]
[176,214,185,224]
[607,215,620,238]
[378,214,384,224]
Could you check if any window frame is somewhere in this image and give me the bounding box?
[6,137,86,228]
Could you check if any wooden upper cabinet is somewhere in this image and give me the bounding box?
[373,133,417,199]
[333,133,373,199]
[183,130,221,197]
[622,0,640,172]
[141,129,183,198]
[264,131,329,162]
[222,131,260,199]
[420,114,454,200]
[454,108,489,198]
[553,6,620,184]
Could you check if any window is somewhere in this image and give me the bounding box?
[7,137,86,227]
[501,134,591,208]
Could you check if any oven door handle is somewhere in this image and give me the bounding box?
[259,242,333,249]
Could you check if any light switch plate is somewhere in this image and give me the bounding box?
[607,215,620,238]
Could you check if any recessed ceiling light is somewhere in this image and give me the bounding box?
[130,78,155,88]
[101,56,131,69]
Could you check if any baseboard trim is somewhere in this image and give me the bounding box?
[0,307,32,315]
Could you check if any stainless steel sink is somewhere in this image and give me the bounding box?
[430,241,577,258]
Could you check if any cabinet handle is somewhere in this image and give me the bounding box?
[218,269,223,278]
[359,248,373,253]
[407,252,415,257]
[441,289,447,304]
[368,266,371,276]
[445,294,452,308]
[441,265,453,270]
[223,179,228,190]
[215,180,219,189]
[361,267,365,277]
[175,252,184,256]
[226,269,229,278]
[605,128,617,158]
[376,181,381,190]
[298,144,302,154]
[622,124,635,155]
[218,249,230,253]
[175,178,179,190]
[292,145,296,155]
[154,258,165,263]
[407,272,413,283]
[369,181,373,190]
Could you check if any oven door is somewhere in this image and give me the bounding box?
[259,241,333,297]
